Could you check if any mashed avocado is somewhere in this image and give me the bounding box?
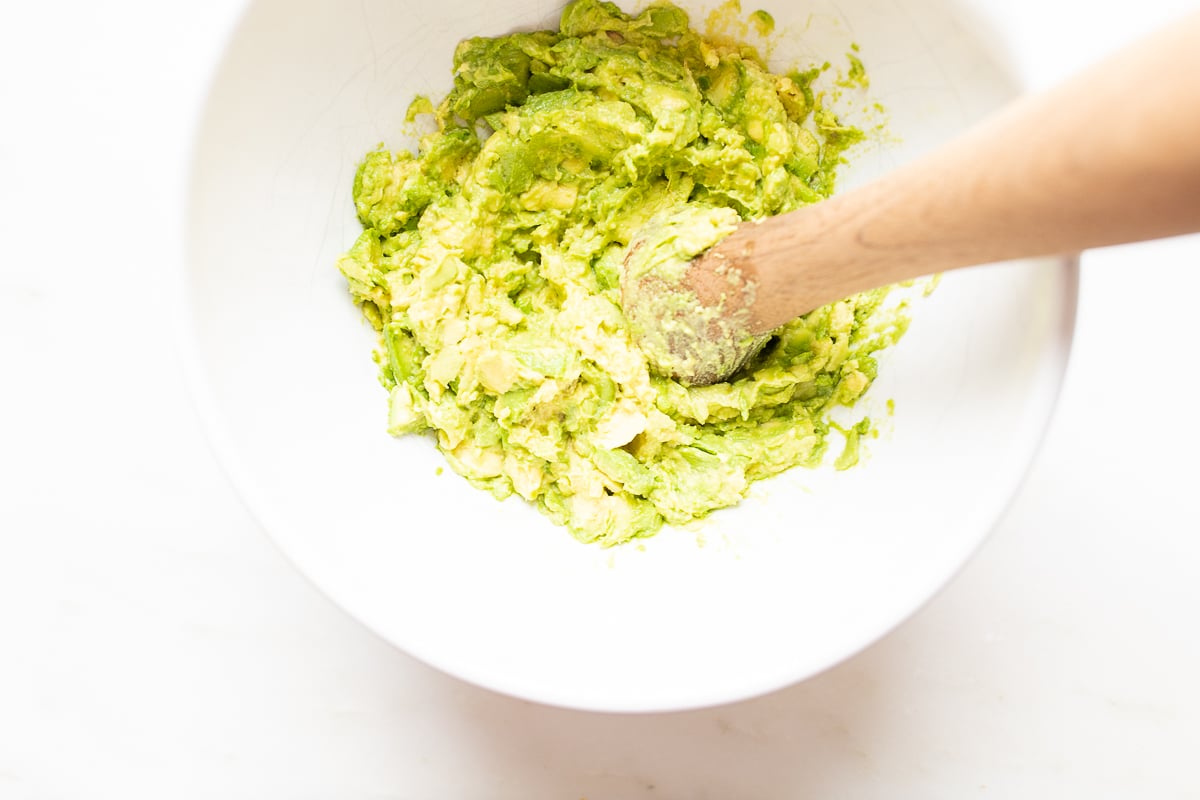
[337,0,908,545]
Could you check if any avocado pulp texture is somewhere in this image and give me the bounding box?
[337,0,906,545]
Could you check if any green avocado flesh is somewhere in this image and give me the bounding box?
[337,0,909,546]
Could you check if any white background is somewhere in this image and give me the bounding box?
[2,0,1198,797]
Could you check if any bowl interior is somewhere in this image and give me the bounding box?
[185,0,1076,711]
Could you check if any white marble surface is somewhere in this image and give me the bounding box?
[2,1,1198,797]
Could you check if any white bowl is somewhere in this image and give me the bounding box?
[183,0,1076,711]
